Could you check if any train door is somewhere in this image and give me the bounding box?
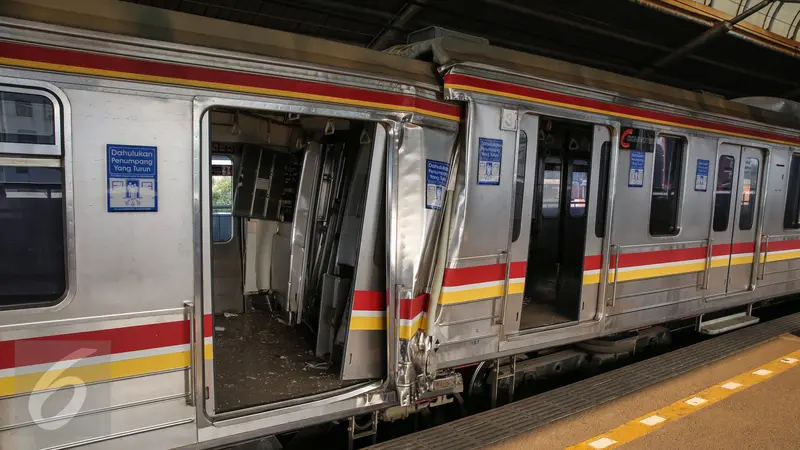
[728,147,763,292]
[520,117,593,329]
[707,144,764,296]
[200,107,387,416]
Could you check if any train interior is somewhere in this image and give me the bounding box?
[521,118,593,329]
[207,108,381,412]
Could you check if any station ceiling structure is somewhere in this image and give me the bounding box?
[124,0,800,102]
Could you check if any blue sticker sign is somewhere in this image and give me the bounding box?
[477,138,502,185]
[107,144,158,212]
[695,159,709,192]
[628,151,645,187]
[426,159,449,210]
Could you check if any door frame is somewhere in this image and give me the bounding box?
[704,138,772,300]
[501,106,620,340]
[192,96,399,431]
[705,143,741,298]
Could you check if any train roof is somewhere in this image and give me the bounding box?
[3,0,799,135]
[0,0,442,89]
[394,37,800,133]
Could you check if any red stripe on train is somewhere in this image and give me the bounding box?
[0,41,461,120]
[353,290,427,320]
[0,315,212,371]
[445,74,800,145]
[583,247,706,271]
[762,238,800,252]
[584,240,783,271]
[399,294,429,320]
[353,290,385,311]
[714,242,757,256]
[442,261,527,287]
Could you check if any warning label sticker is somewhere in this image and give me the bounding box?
[628,151,645,188]
[426,159,449,210]
[107,144,158,212]
[478,137,502,185]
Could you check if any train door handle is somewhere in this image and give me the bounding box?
[183,300,195,407]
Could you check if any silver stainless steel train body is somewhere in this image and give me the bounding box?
[1,1,799,449]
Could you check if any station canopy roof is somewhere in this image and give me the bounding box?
[122,0,800,103]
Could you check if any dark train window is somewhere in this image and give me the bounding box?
[512,131,527,242]
[541,158,561,218]
[784,154,800,229]
[569,160,589,217]
[0,86,66,310]
[595,141,611,237]
[211,155,234,243]
[649,136,684,236]
[0,91,55,145]
[739,157,759,231]
[0,165,66,308]
[713,155,735,232]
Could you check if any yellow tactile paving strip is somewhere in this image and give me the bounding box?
[567,348,800,449]
[490,334,800,450]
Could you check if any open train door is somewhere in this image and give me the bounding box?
[338,124,387,380]
[516,115,609,330]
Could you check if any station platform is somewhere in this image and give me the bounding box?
[370,311,800,450]
[494,332,800,450]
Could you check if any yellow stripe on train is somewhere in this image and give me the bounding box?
[438,281,525,305]
[349,316,386,331]
[579,252,800,285]
[0,344,213,397]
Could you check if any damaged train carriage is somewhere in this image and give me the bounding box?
[0,1,460,448]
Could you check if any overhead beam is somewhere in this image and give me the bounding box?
[639,0,777,76]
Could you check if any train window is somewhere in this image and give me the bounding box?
[569,160,589,217]
[739,157,759,231]
[784,154,800,229]
[713,155,735,232]
[595,141,611,237]
[0,162,66,308]
[649,136,684,236]
[212,155,234,243]
[512,131,527,242]
[541,158,561,218]
[0,85,66,310]
[0,91,55,145]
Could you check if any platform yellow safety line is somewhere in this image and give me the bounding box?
[566,347,800,450]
